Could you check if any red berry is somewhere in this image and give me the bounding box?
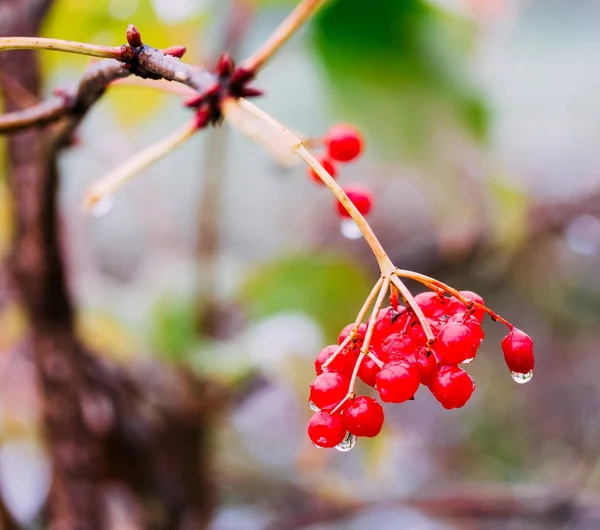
[307,412,347,448]
[357,354,381,387]
[315,345,350,375]
[410,347,438,387]
[370,307,408,349]
[338,323,366,345]
[379,332,415,362]
[435,323,474,365]
[459,290,485,322]
[429,365,475,409]
[501,328,534,374]
[309,157,337,184]
[345,397,384,437]
[325,124,363,162]
[309,372,349,411]
[337,186,373,218]
[447,312,484,358]
[376,360,420,403]
[414,292,451,319]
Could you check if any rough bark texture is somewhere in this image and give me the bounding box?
[0,2,218,528]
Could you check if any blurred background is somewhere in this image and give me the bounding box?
[2,0,600,528]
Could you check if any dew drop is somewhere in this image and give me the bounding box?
[335,431,356,452]
[510,370,533,384]
[461,357,475,365]
[340,218,363,240]
[309,401,320,412]
[90,195,114,218]
[311,442,324,449]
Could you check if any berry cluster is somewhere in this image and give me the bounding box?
[307,288,535,450]
[307,124,373,220]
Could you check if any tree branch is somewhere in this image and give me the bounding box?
[241,0,329,73]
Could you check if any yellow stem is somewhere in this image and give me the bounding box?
[83,119,199,212]
[241,0,330,73]
[389,274,436,344]
[395,269,511,327]
[321,277,383,371]
[331,277,390,415]
[0,37,124,59]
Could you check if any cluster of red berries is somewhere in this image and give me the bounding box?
[308,124,373,220]
[307,289,535,449]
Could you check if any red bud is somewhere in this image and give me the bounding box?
[126,25,143,48]
[161,46,186,59]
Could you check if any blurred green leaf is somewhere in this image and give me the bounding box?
[311,0,487,160]
[239,254,372,341]
[150,296,197,360]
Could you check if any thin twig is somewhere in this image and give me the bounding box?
[83,119,199,212]
[241,0,329,73]
[0,36,124,59]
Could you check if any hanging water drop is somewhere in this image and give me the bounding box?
[335,431,356,452]
[461,357,475,365]
[340,218,363,240]
[309,401,320,412]
[90,195,114,218]
[510,370,533,384]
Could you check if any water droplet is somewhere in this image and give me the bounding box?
[340,218,363,240]
[335,431,356,452]
[461,357,475,364]
[309,401,320,412]
[90,195,114,218]
[311,442,324,449]
[510,370,533,384]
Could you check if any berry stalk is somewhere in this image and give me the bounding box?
[322,276,384,371]
[331,277,390,414]
[395,269,512,328]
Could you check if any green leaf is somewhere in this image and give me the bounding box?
[239,254,372,341]
[150,296,197,360]
[311,0,488,160]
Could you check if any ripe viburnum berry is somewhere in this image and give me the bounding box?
[345,397,384,437]
[447,312,484,356]
[314,345,350,376]
[501,328,534,374]
[338,323,367,345]
[376,360,420,403]
[370,307,407,349]
[459,290,485,322]
[409,347,437,387]
[379,332,415,362]
[435,323,474,365]
[309,372,349,411]
[357,354,381,387]
[308,411,347,448]
[309,157,337,184]
[337,186,373,218]
[429,365,475,409]
[414,292,453,319]
[325,124,363,162]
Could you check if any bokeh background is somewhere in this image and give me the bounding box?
[2,0,600,528]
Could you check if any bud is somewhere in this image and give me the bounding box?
[126,25,143,48]
[161,46,186,59]
[216,53,235,77]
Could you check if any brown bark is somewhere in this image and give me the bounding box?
[1,2,219,528]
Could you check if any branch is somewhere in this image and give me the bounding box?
[241,0,330,73]
[0,36,216,135]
